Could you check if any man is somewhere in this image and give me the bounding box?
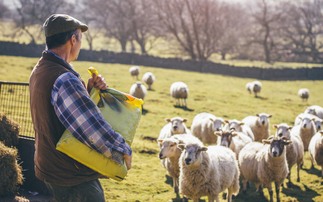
[29,14,132,201]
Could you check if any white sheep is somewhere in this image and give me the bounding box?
[191,112,224,145]
[215,129,253,159]
[246,80,262,97]
[224,119,255,141]
[291,116,317,152]
[274,123,304,186]
[238,137,291,202]
[242,113,272,142]
[157,117,190,148]
[305,105,323,119]
[295,113,322,131]
[129,65,140,80]
[170,81,189,108]
[298,88,309,101]
[309,131,323,177]
[158,134,202,195]
[129,82,147,100]
[179,143,240,202]
[142,72,156,90]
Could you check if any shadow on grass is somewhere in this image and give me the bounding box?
[173,105,194,112]
[255,96,268,100]
[282,183,319,202]
[303,166,322,177]
[142,108,149,115]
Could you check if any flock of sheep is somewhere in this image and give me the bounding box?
[127,65,321,201]
[156,106,323,202]
[128,66,189,108]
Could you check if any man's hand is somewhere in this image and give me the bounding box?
[87,73,108,92]
[124,154,132,170]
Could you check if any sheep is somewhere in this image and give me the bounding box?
[309,131,323,177]
[178,143,240,202]
[158,134,202,195]
[291,116,316,152]
[170,81,189,108]
[295,113,322,131]
[129,82,147,100]
[191,112,224,145]
[305,105,323,119]
[238,137,291,202]
[246,80,262,97]
[157,117,190,147]
[242,113,272,142]
[129,65,140,80]
[223,119,255,141]
[215,129,253,159]
[274,123,304,186]
[142,72,156,90]
[298,88,309,101]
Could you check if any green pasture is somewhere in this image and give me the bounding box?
[0,55,323,201]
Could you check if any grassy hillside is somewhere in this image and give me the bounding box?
[0,55,323,201]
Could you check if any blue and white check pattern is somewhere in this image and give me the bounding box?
[51,72,132,159]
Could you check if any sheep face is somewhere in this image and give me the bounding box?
[228,120,243,131]
[166,117,187,134]
[263,137,291,158]
[315,119,322,131]
[159,139,179,159]
[211,118,224,132]
[300,117,314,129]
[256,113,272,126]
[181,144,207,167]
[275,124,292,139]
[218,130,236,148]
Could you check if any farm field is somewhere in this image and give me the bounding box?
[0,55,323,201]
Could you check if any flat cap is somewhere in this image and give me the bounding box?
[43,14,88,37]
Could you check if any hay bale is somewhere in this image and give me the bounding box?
[0,142,23,197]
[0,113,19,147]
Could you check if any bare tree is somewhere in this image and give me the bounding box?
[89,0,133,52]
[248,0,283,63]
[217,2,248,60]
[280,0,323,63]
[0,0,9,19]
[155,0,224,61]
[126,0,160,55]
[12,0,71,44]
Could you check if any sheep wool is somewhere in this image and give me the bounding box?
[309,131,323,177]
[142,72,156,90]
[242,113,272,142]
[179,144,240,202]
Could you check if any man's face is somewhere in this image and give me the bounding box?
[71,29,82,61]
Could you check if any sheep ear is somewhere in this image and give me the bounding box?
[239,122,244,126]
[262,139,271,144]
[225,119,229,123]
[165,118,171,123]
[283,139,292,145]
[198,146,208,152]
[274,124,278,129]
[256,114,260,117]
[177,144,185,150]
[288,126,292,130]
[231,132,238,137]
[319,131,323,135]
[209,117,214,122]
[214,131,222,137]
[182,118,187,123]
[268,114,272,118]
[157,139,163,143]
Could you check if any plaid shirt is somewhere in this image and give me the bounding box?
[51,72,132,158]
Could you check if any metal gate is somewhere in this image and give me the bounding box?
[0,81,34,137]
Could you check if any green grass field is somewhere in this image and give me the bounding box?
[0,55,323,201]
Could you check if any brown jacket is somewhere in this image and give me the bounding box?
[29,51,100,186]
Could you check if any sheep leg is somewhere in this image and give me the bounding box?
[275,181,281,202]
[208,195,215,202]
[226,189,233,202]
[173,177,179,194]
[242,179,248,193]
[297,163,301,182]
[266,183,273,202]
[287,170,292,188]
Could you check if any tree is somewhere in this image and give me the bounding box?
[248,0,283,63]
[12,0,71,44]
[155,0,224,61]
[280,0,323,63]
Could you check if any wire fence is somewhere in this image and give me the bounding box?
[0,81,34,138]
